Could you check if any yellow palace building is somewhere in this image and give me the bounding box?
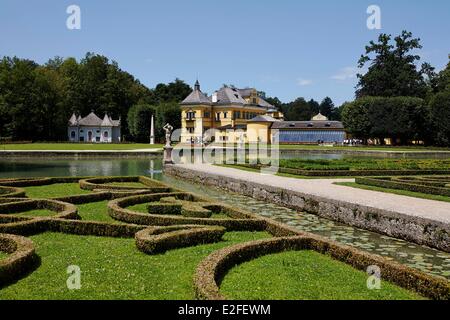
[180,81,346,145]
[180,81,283,144]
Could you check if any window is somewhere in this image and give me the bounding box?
[223,112,228,119]
[215,112,221,121]
[204,111,210,118]
[187,127,195,134]
[96,137,100,142]
[104,131,109,138]
[186,111,196,120]
[70,131,76,138]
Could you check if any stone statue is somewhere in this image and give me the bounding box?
[163,123,173,147]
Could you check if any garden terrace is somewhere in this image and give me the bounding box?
[231,159,450,177]
[355,176,450,197]
[0,176,447,300]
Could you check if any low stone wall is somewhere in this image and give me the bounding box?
[165,165,450,253]
[0,150,162,158]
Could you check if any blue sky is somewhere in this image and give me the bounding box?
[1,0,449,105]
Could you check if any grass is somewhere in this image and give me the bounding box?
[76,200,124,224]
[220,250,425,300]
[335,182,450,203]
[12,209,57,217]
[24,183,91,198]
[0,251,9,259]
[128,202,232,219]
[0,231,270,300]
[0,143,163,151]
[105,182,150,188]
[278,158,450,171]
[277,144,450,152]
[209,143,450,152]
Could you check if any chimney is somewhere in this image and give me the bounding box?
[212,91,218,103]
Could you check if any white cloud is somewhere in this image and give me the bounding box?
[297,78,313,86]
[331,67,358,81]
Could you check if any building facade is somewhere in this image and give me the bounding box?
[180,81,282,144]
[180,81,346,145]
[68,112,121,143]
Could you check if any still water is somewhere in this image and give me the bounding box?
[0,155,449,280]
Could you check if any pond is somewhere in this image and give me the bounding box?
[0,155,449,280]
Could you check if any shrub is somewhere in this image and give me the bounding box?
[194,236,450,301]
[135,225,226,254]
[356,176,450,197]
[0,234,38,286]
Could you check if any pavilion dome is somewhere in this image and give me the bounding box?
[312,112,328,121]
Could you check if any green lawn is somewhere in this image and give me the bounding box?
[0,251,9,259]
[335,182,450,203]
[24,183,91,198]
[220,251,425,300]
[209,143,450,152]
[12,209,57,217]
[76,200,124,224]
[0,143,163,151]
[279,158,450,171]
[0,231,270,300]
[277,144,450,152]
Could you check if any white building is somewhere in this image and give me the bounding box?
[68,112,121,143]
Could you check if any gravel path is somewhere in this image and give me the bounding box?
[175,163,450,224]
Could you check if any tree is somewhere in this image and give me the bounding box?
[356,31,429,98]
[341,99,372,141]
[341,96,428,145]
[319,97,335,119]
[127,104,156,142]
[434,56,450,93]
[281,98,319,121]
[429,91,450,146]
[153,78,192,103]
[265,96,282,109]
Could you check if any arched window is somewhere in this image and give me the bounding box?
[70,131,76,138]
[104,131,109,138]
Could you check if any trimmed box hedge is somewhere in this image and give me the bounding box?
[238,164,450,177]
[79,176,172,192]
[0,234,38,287]
[194,235,450,301]
[356,176,450,197]
[108,192,266,231]
[0,186,26,198]
[135,225,226,254]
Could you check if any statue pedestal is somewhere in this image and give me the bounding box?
[163,146,173,165]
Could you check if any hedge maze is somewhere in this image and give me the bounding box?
[356,176,450,197]
[0,176,449,299]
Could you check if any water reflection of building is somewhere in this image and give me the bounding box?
[180,81,346,145]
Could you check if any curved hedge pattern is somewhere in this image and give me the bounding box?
[0,186,26,199]
[135,225,226,254]
[194,236,450,301]
[108,192,266,231]
[237,164,450,177]
[0,233,37,286]
[356,176,450,197]
[0,176,447,300]
[79,176,172,192]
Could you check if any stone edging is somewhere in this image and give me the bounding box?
[164,165,450,253]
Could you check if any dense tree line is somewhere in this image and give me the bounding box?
[0,53,191,142]
[342,31,450,146]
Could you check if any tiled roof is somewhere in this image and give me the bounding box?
[248,115,280,123]
[70,112,120,127]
